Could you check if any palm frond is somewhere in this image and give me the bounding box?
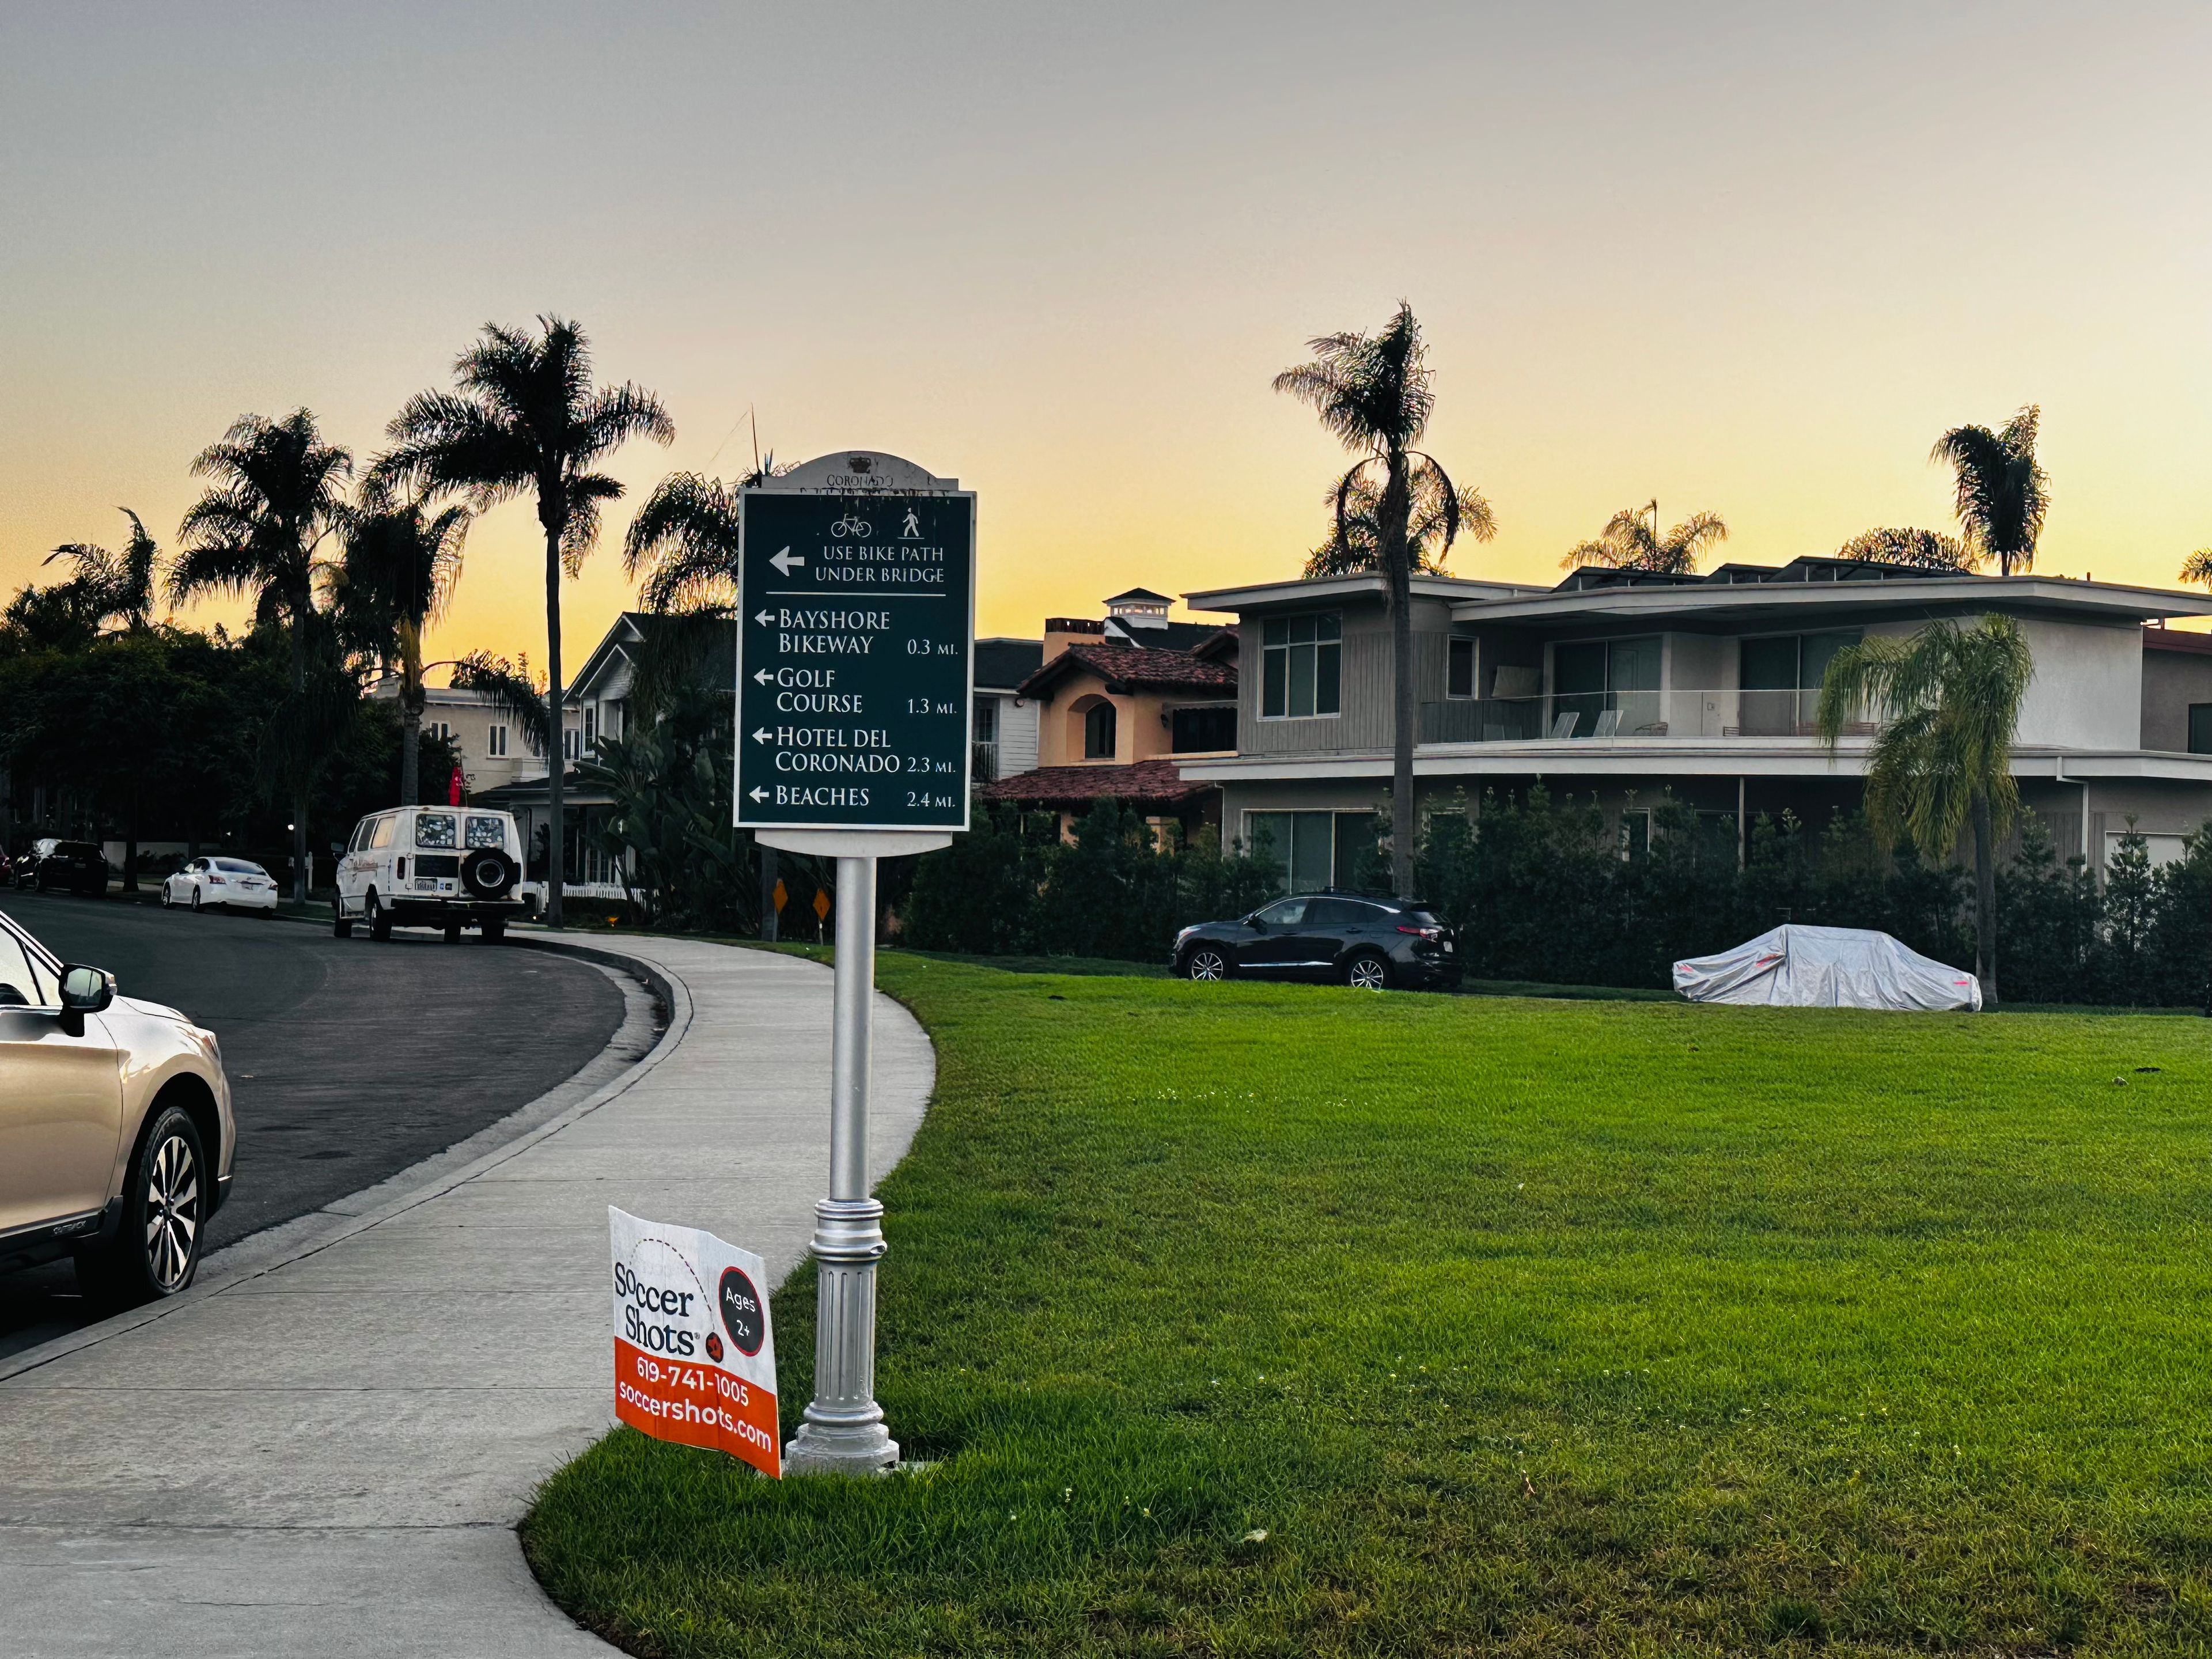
[625,472,745,609]
[2180,548,2212,587]
[1933,407,2048,575]
[1817,615,2032,858]
[1274,302,1433,456]
[452,650,553,756]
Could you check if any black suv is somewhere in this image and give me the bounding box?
[1173,892,1460,990]
[16,839,108,897]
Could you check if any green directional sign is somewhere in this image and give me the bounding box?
[736,485,976,831]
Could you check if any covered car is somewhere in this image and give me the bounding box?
[1673,924,1981,1012]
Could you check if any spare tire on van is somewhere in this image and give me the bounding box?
[461,846,518,899]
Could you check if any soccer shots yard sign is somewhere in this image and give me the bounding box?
[608,1206,781,1479]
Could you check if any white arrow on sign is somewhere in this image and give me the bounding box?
[753,668,774,685]
[751,727,773,744]
[748,786,769,802]
[769,546,804,576]
[753,609,774,626]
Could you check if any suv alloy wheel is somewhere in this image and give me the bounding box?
[78,1104,206,1306]
[1185,946,1229,981]
[1344,950,1392,991]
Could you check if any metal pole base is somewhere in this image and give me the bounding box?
[782,1197,898,1476]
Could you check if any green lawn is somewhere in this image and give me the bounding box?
[525,962,2212,1657]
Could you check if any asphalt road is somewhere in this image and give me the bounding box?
[0,891,632,1357]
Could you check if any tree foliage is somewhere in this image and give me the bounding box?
[1931,405,2048,577]
[1563,502,1728,574]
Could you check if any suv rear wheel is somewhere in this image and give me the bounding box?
[1344,950,1392,991]
[78,1104,206,1307]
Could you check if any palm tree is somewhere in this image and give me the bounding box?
[1816,615,2034,1007]
[171,410,354,905]
[1275,303,1483,898]
[44,509,162,631]
[1302,468,1494,579]
[1563,502,1728,575]
[369,316,672,927]
[2178,547,2212,588]
[622,453,787,612]
[1931,406,2048,577]
[1834,526,1979,572]
[336,497,471,805]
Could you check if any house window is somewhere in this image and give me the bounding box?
[562,729,579,760]
[1084,701,1118,759]
[1447,636,1476,699]
[1170,704,1238,753]
[427,720,455,743]
[2191,704,2212,755]
[486,724,508,758]
[1244,810,1376,895]
[972,697,997,744]
[584,706,598,751]
[1261,614,1342,718]
[1739,631,1860,734]
[1554,637,1661,737]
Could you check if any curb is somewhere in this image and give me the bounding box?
[0,935,700,1385]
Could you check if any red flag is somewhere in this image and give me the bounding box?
[449,764,464,806]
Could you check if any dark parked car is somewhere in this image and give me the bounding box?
[17,839,109,897]
[1173,892,1460,990]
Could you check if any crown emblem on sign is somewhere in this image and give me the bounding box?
[847,455,871,472]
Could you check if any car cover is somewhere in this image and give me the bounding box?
[1672,924,1982,1012]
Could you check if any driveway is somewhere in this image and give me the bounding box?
[0,892,637,1358]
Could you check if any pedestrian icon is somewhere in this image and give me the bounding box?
[899,507,922,540]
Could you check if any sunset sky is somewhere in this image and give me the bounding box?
[6,3,2211,674]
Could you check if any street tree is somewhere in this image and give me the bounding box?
[1563,502,1728,575]
[370,316,672,926]
[336,497,471,805]
[1816,614,2034,1007]
[1931,406,2048,576]
[1275,303,1482,898]
[171,410,354,904]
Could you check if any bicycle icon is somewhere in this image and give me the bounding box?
[828,513,871,540]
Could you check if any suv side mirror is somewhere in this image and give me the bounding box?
[1244,913,1265,931]
[60,964,115,1014]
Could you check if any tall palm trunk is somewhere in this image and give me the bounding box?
[289,620,310,907]
[542,503,566,929]
[1972,790,1998,1008]
[1380,447,1416,899]
[398,624,425,808]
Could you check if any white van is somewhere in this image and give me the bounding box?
[334,806,527,942]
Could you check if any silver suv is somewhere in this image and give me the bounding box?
[0,907,236,1303]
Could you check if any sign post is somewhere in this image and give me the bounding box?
[737,450,972,1476]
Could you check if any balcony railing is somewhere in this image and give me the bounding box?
[971,739,1000,782]
[1419,689,1873,744]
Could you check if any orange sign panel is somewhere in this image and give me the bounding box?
[608,1206,781,1478]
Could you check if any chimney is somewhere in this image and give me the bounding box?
[1043,616,1105,660]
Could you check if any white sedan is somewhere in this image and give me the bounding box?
[161,857,279,913]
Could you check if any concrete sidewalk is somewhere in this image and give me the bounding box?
[0,937,934,1657]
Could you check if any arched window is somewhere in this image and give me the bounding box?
[1084,700,1118,759]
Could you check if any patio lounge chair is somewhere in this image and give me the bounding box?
[1549,711,1579,740]
[1592,709,1622,737]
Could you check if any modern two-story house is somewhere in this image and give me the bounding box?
[1177,558,2212,893]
